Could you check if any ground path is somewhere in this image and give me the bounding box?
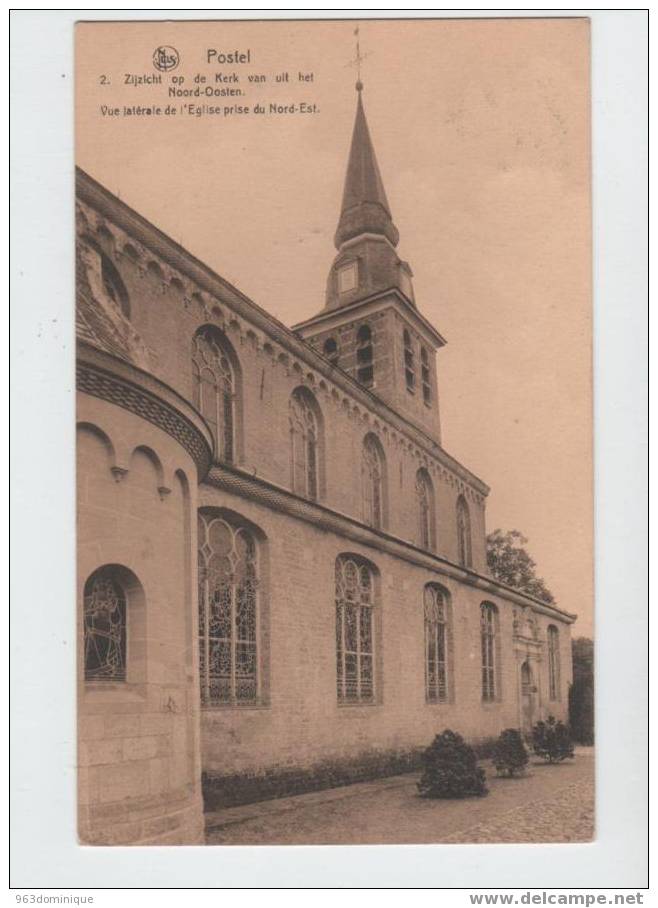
[205,747,594,845]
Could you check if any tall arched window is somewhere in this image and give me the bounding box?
[424,585,450,703]
[356,324,374,387]
[548,625,561,701]
[335,555,376,703]
[456,494,472,568]
[362,434,385,529]
[192,326,236,463]
[416,468,435,551]
[403,329,415,392]
[289,387,320,500]
[323,337,339,367]
[480,602,497,701]
[198,513,259,706]
[83,567,127,681]
[421,347,431,405]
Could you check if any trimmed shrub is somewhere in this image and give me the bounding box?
[417,729,488,799]
[532,715,575,763]
[492,728,529,777]
[203,747,424,809]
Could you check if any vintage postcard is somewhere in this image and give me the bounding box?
[75,17,593,846]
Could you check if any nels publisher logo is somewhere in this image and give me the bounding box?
[152,45,180,72]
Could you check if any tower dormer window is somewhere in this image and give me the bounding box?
[403,329,415,392]
[338,261,358,294]
[421,347,431,404]
[356,324,374,387]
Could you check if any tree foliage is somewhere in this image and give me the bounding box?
[569,637,594,745]
[486,529,555,604]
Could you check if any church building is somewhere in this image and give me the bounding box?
[76,83,575,845]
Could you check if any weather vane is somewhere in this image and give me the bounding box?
[347,25,370,91]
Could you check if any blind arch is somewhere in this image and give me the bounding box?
[362,433,387,530]
[456,494,472,568]
[289,386,323,500]
[416,468,436,551]
[192,325,239,463]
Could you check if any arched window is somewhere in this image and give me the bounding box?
[323,337,339,367]
[362,434,385,529]
[403,329,415,392]
[421,347,431,405]
[416,468,435,550]
[335,555,376,703]
[424,585,450,703]
[198,513,259,706]
[290,387,320,500]
[456,494,472,568]
[83,567,127,681]
[356,324,374,387]
[192,326,235,463]
[480,602,498,701]
[548,625,561,701]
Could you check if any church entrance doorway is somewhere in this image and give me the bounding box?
[520,660,535,737]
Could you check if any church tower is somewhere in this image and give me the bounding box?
[293,82,446,443]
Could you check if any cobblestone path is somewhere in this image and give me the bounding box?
[205,748,594,845]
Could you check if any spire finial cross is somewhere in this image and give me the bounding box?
[347,25,369,91]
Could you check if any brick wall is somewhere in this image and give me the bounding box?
[76,194,487,575]
[77,396,203,845]
[197,482,571,789]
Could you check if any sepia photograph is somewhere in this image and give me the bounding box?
[72,16,596,848]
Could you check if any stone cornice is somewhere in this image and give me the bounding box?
[75,167,489,498]
[203,462,577,625]
[77,341,214,478]
[293,287,447,349]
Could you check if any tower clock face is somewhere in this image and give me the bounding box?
[338,262,358,294]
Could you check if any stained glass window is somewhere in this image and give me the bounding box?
[84,568,127,682]
[424,585,448,703]
[416,468,435,550]
[290,389,319,500]
[362,435,384,529]
[457,494,472,568]
[192,327,235,463]
[481,602,497,701]
[548,625,560,701]
[335,555,375,703]
[198,514,259,706]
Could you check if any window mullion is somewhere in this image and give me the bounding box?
[356,604,362,701]
[340,600,347,701]
[230,582,236,705]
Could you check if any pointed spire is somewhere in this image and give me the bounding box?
[334,87,400,250]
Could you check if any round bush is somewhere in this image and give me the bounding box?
[532,716,575,763]
[417,729,488,799]
[493,728,529,777]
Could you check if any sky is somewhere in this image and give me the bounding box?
[76,17,593,634]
